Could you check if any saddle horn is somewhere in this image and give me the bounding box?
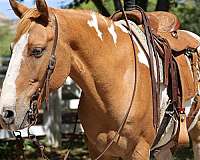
[36,0,49,18]
[9,0,28,18]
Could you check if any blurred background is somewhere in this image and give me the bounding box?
[0,0,199,159]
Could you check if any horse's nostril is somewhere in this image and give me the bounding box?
[3,110,15,119]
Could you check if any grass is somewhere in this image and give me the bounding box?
[0,25,14,56]
[0,135,194,160]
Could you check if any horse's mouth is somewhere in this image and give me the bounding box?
[0,115,17,130]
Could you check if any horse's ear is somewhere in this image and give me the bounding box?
[36,0,49,18]
[9,0,29,18]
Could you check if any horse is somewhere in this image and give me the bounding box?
[0,0,199,159]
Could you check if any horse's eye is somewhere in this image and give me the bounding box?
[31,47,44,58]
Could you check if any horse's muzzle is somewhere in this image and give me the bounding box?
[0,108,18,130]
[2,109,15,124]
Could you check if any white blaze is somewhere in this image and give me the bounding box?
[108,23,117,44]
[87,12,103,41]
[0,33,29,113]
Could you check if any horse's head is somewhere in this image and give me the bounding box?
[0,0,71,130]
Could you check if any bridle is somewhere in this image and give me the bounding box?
[13,12,59,160]
[28,12,58,116]
[33,13,58,112]
[24,11,59,131]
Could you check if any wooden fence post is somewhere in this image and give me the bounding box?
[43,88,62,148]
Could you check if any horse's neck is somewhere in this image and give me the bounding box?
[59,10,134,107]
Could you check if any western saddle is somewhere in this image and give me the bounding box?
[111,11,200,51]
[112,11,180,33]
[111,9,200,156]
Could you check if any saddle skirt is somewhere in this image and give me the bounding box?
[115,19,200,149]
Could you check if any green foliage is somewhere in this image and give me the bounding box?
[79,0,200,35]
[0,25,13,56]
[78,1,97,11]
[147,0,158,11]
[103,0,115,14]
[78,0,114,14]
[171,3,200,35]
[0,137,89,160]
[0,140,23,159]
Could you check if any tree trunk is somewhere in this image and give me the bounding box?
[136,0,148,11]
[91,0,110,17]
[44,90,62,148]
[124,0,148,11]
[113,0,122,11]
[155,0,170,11]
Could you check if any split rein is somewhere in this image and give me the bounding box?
[12,13,58,160]
[11,9,137,159]
[94,6,159,160]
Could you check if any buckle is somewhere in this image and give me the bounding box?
[48,55,56,70]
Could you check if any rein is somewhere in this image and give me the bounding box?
[94,4,160,160]
[94,5,138,160]
[14,6,158,160]
[37,13,58,111]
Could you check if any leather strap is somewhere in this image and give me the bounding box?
[137,8,160,129]
[94,5,139,160]
[178,113,189,146]
[34,13,58,111]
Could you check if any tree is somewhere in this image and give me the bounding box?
[17,0,200,34]
[156,0,170,11]
[91,0,110,16]
[65,0,170,16]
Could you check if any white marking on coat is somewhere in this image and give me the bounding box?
[114,20,129,33]
[138,52,149,68]
[115,20,151,69]
[101,16,108,25]
[87,12,103,41]
[108,23,117,44]
[0,33,29,114]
